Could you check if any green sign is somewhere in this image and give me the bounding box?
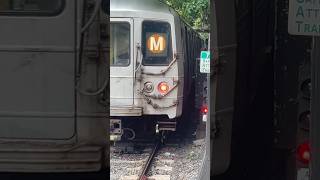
[288,0,320,36]
[200,51,210,73]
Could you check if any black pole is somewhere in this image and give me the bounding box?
[310,37,320,180]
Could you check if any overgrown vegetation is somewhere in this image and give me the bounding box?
[164,0,209,38]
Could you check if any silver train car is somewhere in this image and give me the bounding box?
[0,0,108,172]
[110,0,204,140]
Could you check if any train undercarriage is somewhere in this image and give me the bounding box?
[110,116,178,142]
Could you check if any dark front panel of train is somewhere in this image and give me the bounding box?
[213,0,275,178]
[273,0,312,179]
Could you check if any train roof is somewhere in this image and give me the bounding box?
[110,0,173,15]
[110,0,204,41]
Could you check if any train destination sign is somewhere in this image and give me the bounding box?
[288,0,320,36]
[200,51,210,73]
[146,33,167,56]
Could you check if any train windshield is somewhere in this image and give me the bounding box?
[142,21,172,66]
[110,22,130,66]
[0,0,64,16]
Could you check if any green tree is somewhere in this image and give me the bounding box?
[164,0,209,37]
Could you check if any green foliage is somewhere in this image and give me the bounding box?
[164,0,209,38]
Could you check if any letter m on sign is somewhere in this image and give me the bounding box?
[148,34,166,53]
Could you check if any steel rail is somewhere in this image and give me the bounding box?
[138,141,161,180]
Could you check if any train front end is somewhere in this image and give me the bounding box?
[110,0,184,141]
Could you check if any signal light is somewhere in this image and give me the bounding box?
[299,111,311,122]
[158,82,169,94]
[301,78,311,98]
[144,82,154,93]
[201,105,208,114]
[299,111,310,131]
[297,142,311,165]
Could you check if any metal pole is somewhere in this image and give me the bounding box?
[204,1,213,178]
[310,36,320,180]
[206,32,211,179]
[198,18,211,180]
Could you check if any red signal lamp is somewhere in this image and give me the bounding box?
[297,142,311,165]
[201,105,208,114]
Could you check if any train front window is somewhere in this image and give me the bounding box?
[0,0,64,16]
[142,21,172,66]
[110,22,130,66]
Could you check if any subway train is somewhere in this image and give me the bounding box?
[0,0,108,173]
[110,0,205,140]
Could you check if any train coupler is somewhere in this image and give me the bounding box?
[156,121,177,132]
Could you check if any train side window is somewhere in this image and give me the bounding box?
[0,0,64,16]
[142,21,172,66]
[110,22,130,66]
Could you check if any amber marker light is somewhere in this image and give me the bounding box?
[158,82,169,94]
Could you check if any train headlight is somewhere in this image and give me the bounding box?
[144,82,154,93]
[158,82,169,94]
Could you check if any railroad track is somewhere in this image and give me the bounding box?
[138,141,161,180]
[111,140,175,180]
[111,135,205,180]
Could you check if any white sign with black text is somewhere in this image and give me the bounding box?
[200,51,210,73]
[288,0,320,36]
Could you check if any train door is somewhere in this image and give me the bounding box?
[110,18,135,107]
[0,0,76,140]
